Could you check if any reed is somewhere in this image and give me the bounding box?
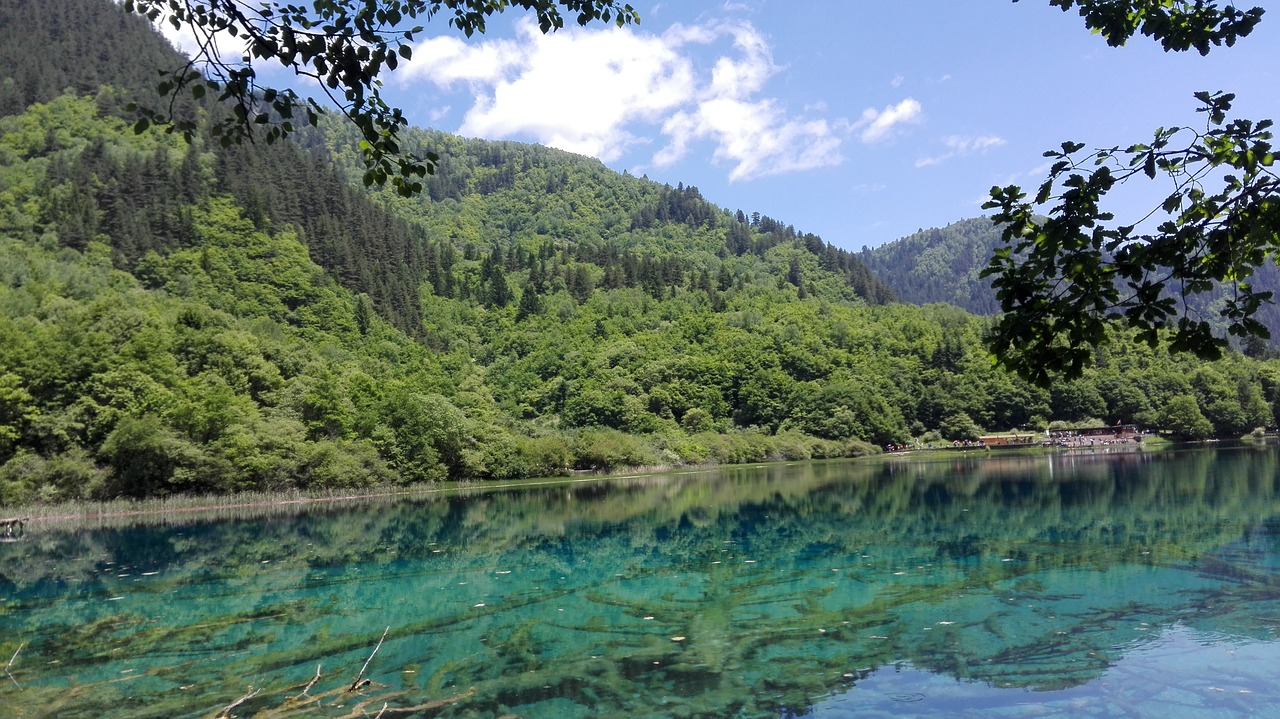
[9,484,444,529]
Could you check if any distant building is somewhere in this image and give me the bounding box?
[978,433,1039,448]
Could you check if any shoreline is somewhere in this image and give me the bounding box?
[3,461,745,528]
[1,438,1213,529]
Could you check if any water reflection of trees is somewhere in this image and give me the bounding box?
[3,448,1280,718]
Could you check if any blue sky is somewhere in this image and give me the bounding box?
[163,1,1280,250]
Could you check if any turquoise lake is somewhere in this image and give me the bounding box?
[2,446,1280,718]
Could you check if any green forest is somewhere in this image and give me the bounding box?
[2,0,1279,505]
[864,218,1280,354]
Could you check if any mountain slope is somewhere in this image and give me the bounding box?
[0,0,897,334]
[865,216,1280,353]
[0,0,186,115]
[861,217,1003,314]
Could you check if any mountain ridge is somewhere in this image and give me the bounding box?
[865,215,1280,353]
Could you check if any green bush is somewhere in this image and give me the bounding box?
[517,435,574,477]
[300,439,392,488]
[572,429,658,471]
[476,431,530,480]
[839,438,879,458]
[98,415,211,497]
[939,412,982,442]
[769,431,814,461]
[665,436,709,465]
[696,431,771,465]
[679,407,714,434]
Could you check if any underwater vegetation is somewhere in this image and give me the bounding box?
[2,448,1280,717]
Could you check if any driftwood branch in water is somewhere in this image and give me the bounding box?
[219,686,261,718]
[6,642,23,688]
[330,687,477,719]
[348,627,389,692]
[302,664,322,695]
[376,688,477,716]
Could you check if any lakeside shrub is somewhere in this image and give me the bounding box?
[839,438,878,458]
[694,431,771,465]
[0,449,109,504]
[769,431,815,461]
[939,412,982,441]
[571,429,658,471]
[516,435,573,477]
[665,435,708,465]
[299,439,392,488]
[471,430,530,480]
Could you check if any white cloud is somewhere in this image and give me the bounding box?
[651,22,843,180]
[400,35,523,87]
[952,135,1006,153]
[853,98,923,144]
[156,20,200,57]
[658,97,841,181]
[399,17,845,180]
[403,20,695,162]
[1026,160,1053,177]
[152,11,247,63]
[997,160,1053,186]
[851,182,887,195]
[891,74,904,88]
[707,23,773,97]
[915,134,1006,167]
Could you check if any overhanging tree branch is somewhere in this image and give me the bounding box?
[983,91,1278,384]
[123,0,638,196]
[983,2,1270,384]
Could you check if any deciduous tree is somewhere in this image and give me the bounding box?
[985,1,1272,383]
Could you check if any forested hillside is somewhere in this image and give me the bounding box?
[861,218,1004,314]
[3,0,1280,504]
[866,218,1280,355]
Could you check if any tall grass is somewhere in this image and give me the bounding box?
[10,484,448,529]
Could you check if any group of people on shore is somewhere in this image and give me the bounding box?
[885,430,1146,454]
[884,439,987,452]
[1049,434,1140,448]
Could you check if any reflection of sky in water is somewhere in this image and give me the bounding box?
[2,447,1280,717]
[815,627,1278,718]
